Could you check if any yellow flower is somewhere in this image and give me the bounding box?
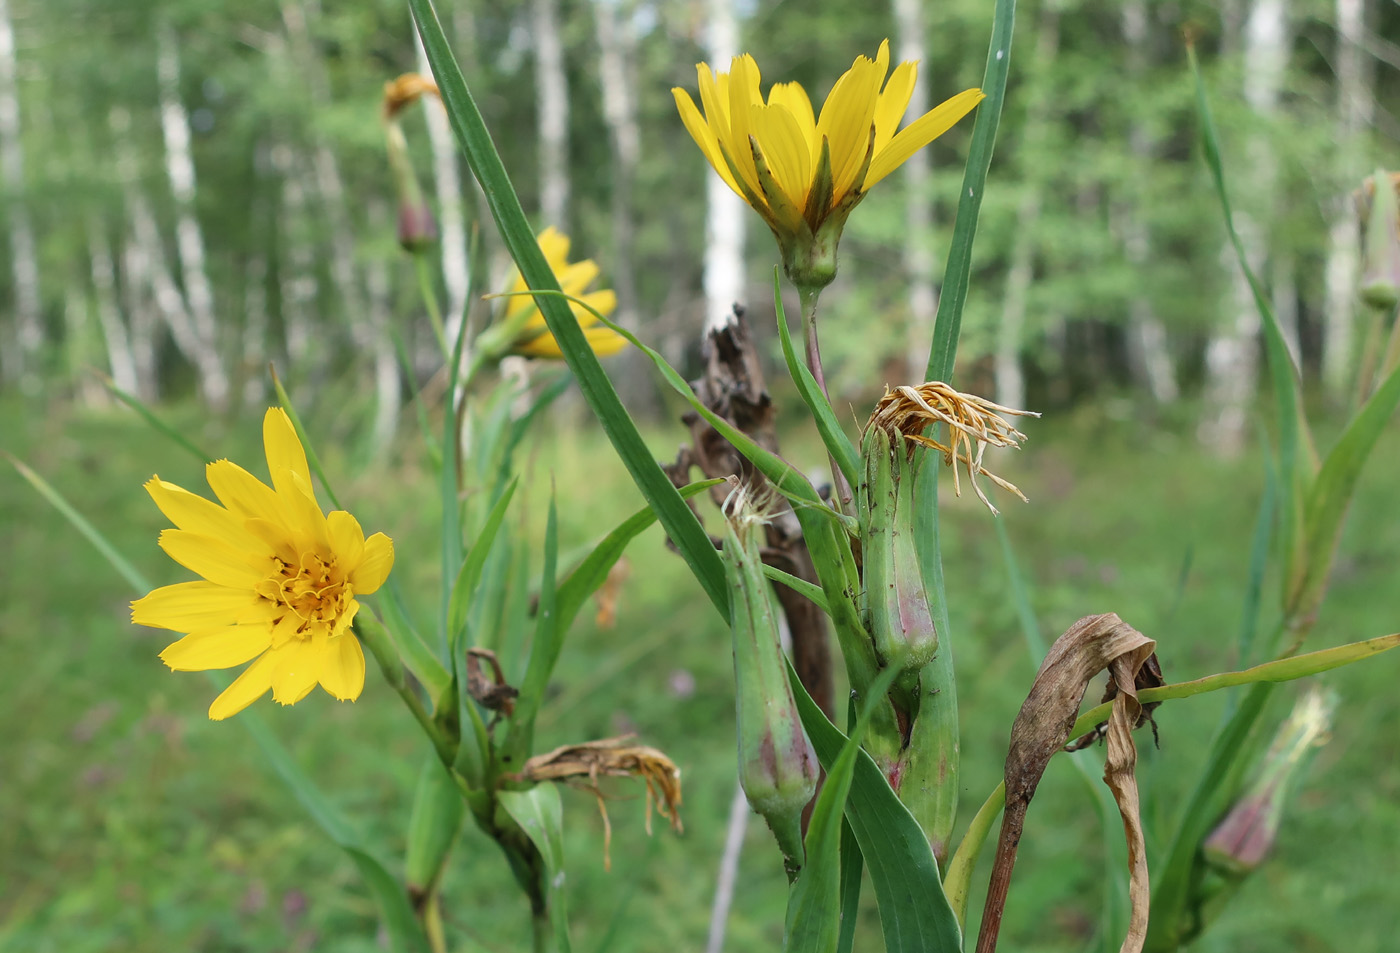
[673,40,983,287]
[131,408,394,720]
[489,227,628,359]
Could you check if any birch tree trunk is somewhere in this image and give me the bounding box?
[416,36,471,343]
[87,218,141,398]
[892,0,937,382]
[702,0,745,334]
[0,0,43,393]
[533,0,569,226]
[275,146,321,383]
[1120,0,1178,403]
[593,0,641,333]
[1321,0,1372,398]
[1199,0,1289,455]
[157,21,229,411]
[994,3,1059,410]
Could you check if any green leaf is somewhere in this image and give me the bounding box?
[380,580,452,705]
[786,666,901,953]
[924,0,1017,383]
[409,0,729,621]
[836,820,863,953]
[555,478,724,635]
[447,478,519,650]
[438,286,472,654]
[772,270,859,490]
[498,784,573,953]
[788,662,962,953]
[1293,364,1400,619]
[505,494,561,764]
[762,562,830,614]
[405,754,466,894]
[943,781,1005,929]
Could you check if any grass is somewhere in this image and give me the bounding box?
[2,391,1398,952]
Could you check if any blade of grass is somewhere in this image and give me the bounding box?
[409,0,728,620]
[447,477,519,650]
[505,493,561,764]
[924,0,1017,384]
[100,377,213,463]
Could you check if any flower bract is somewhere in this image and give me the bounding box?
[489,227,627,359]
[673,40,982,286]
[131,408,394,720]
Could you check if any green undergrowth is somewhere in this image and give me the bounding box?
[2,394,1397,952]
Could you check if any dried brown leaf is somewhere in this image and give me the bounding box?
[976,613,1158,953]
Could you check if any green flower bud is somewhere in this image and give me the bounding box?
[859,426,938,674]
[1359,170,1400,311]
[722,498,819,878]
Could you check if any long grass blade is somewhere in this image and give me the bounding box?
[101,377,213,463]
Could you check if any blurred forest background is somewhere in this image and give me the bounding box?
[3,0,1400,950]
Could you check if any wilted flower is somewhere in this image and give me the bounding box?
[867,381,1038,513]
[382,73,441,251]
[481,227,628,360]
[673,41,982,287]
[132,408,394,720]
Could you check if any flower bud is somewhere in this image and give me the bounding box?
[859,426,938,674]
[722,495,819,878]
[1203,687,1335,876]
[1358,170,1400,311]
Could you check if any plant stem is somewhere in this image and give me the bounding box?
[532,908,552,953]
[797,282,855,509]
[416,251,450,359]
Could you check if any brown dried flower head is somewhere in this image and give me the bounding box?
[866,381,1038,513]
[518,736,683,869]
[382,73,441,121]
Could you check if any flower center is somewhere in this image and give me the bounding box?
[256,551,353,639]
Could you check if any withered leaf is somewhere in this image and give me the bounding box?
[976,613,1157,953]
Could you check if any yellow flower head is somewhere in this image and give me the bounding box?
[132,408,394,720]
[673,41,983,287]
[490,227,628,360]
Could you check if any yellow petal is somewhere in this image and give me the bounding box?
[319,632,366,701]
[133,580,274,630]
[571,289,616,326]
[696,62,731,139]
[537,226,570,267]
[271,631,324,705]
[205,460,288,526]
[866,88,983,188]
[208,650,277,720]
[158,529,271,589]
[584,327,629,357]
[873,61,917,155]
[724,54,764,198]
[674,87,744,197]
[817,53,883,201]
[160,625,273,671]
[350,532,394,594]
[766,82,818,162]
[262,408,316,506]
[751,102,813,211]
[145,477,267,554]
[556,258,600,296]
[279,468,332,555]
[327,510,366,573]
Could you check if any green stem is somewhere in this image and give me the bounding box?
[797,282,855,509]
[944,781,1006,929]
[531,908,552,953]
[416,252,450,359]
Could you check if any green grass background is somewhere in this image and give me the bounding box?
[3,393,1397,952]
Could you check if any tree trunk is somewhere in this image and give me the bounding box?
[0,0,42,394]
[994,3,1059,410]
[533,0,569,226]
[87,218,141,398]
[702,0,745,333]
[157,21,229,411]
[366,232,401,453]
[1120,0,1178,403]
[593,0,641,332]
[1199,0,1289,455]
[416,35,472,344]
[1321,0,1372,399]
[892,0,937,383]
[276,146,322,387]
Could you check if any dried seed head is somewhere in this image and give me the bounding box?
[381,73,441,121]
[865,381,1039,514]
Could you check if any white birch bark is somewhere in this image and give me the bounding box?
[1200,0,1289,455]
[594,0,641,333]
[416,36,471,343]
[702,0,745,334]
[157,21,229,410]
[1321,0,1372,398]
[366,241,401,452]
[0,0,42,393]
[994,4,1059,409]
[892,0,938,382]
[533,0,570,226]
[1121,0,1178,403]
[242,245,270,408]
[274,145,321,379]
[87,218,141,397]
